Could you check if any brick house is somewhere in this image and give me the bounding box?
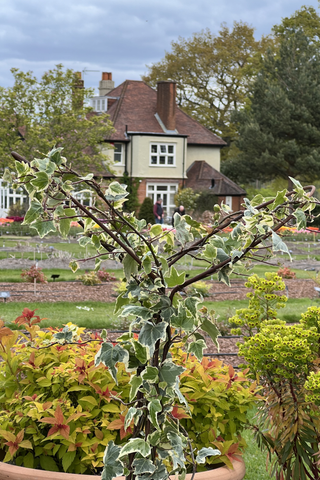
[90,73,246,219]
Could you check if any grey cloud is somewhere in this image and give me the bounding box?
[0,0,319,91]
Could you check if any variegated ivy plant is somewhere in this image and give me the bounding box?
[8,148,317,480]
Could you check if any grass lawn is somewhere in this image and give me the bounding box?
[1,301,126,330]
[242,428,274,479]
[1,297,317,330]
[0,268,123,283]
[205,297,318,325]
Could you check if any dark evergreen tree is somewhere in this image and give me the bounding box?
[138,197,154,224]
[120,172,140,213]
[222,29,320,190]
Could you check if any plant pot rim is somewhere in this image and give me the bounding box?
[0,456,245,480]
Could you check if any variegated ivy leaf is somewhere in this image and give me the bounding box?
[15,160,30,176]
[272,232,291,260]
[119,438,151,458]
[159,360,185,388]
[202,243,217,262]
[142,254,152,274]
[129,376,143,402]
[201,318,220,350]
[139,321,168,357]
[166,431,186,470]
[289,177,305,197]
[69,261,79,273]
[78,236,92,247]
[23,199,44,225]
[243,197,259,215]
[141,366,159,383]
[48,147,64,166]
[95,343,129,384]
[104,182,129,201]
[268,189,287,211]
[218,265,233,287]
[124,407,142,429]
[120,305,152,320]
[216,248,230,263]
[164,266,185,288]
[188,338,206,361]
[250,193,264,207]
[196,447,221,464]
[123,253,139,280]
[30,220,56,238]
[171,304,194,332]
[135,460,168,480]
[185,296,200,317]
[58,208,77,238]
[31,158,56,176]
[102,441,124,480]
[3,168,12,183]
[114,292,130,314]
[174,215,193,244]
[150,224,163,238]
[132,458,156,476]
[174,377,190,413]
[148,398,162,429]
[231,223,243,240]
[30,171,50,191]
[293,209,307,230]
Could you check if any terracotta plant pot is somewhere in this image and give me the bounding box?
[0,456,245,480]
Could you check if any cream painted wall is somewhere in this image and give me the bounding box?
[101,144,125,176]
[186,145,221,171]
[102,139,221,178]
[130,135,185,179]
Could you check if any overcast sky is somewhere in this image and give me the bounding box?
[0,0,319,93]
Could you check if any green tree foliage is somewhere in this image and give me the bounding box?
[0,64,114,173]
[272,5,320,43]
[222,28,320,190]
[143,22,271,155]
[120,172,140,213]
[137,197,154,224]
[174,187,200,212]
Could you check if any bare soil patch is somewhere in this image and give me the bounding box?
[0,277,318,304]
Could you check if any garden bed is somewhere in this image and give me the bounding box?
[0,278,318,303]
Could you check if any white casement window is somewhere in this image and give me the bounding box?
[150,143,175,166]
[114,143,123,164]
[0,179,29,217]
[225,196,233,210]
[147,183,178,219]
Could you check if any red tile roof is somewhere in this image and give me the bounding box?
[105,81,226,146]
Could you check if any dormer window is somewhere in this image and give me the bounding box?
[150,143,175,166]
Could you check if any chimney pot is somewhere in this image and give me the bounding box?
[99,72,115,96]
[157,81,176,131]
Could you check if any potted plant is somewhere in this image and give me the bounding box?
[230,273,320,479]
[0,148,317,479]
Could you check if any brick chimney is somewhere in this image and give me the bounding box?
[99,72,115,96]
[157,81,176,131]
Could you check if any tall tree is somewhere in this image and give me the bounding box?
[0,65,114,173]
[272,5,320,43]
[142,22,271,155]
[222,28,320,190]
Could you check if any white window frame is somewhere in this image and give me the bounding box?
[225,196,233,211]
[114,143,124,165]
[150,143,176,167]
[146,182,178,219]
[0,179,29,217]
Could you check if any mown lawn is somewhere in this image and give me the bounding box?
[2,296,318,330]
